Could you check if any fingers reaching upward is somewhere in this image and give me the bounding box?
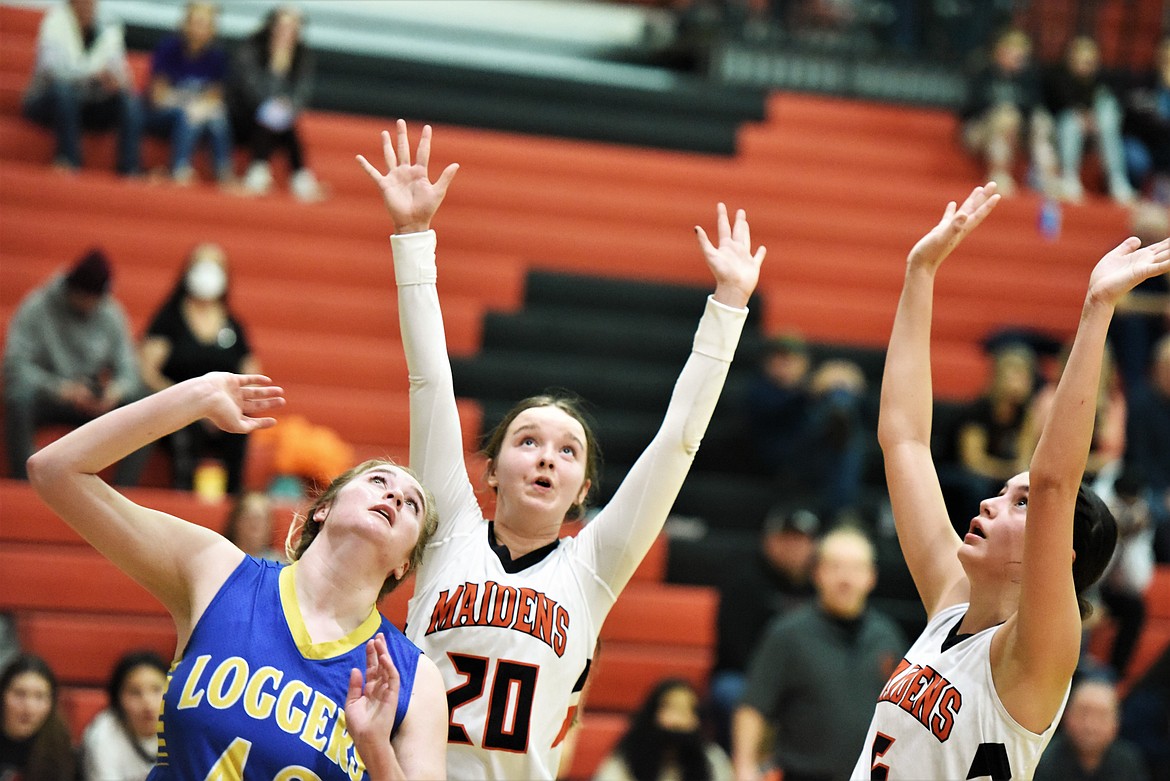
[696,202,766,310]
[358,119,459,234]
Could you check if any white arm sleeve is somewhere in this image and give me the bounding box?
[391,231,484,548]
[578,296,747,596]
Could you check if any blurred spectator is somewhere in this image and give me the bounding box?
[1121,38,1170,203]
[0,654,76,781]
[1044,36,1135,204]
[223,489,283,561]
[0,618,16,673]
[1110,204,1170,400]
[731,526,904,781]
[138,243,259,494]
[1121,646,1170,780]
[143,1,233,185]
[1097,470,1155,680]
[1124,334,1170,562]
[1034,677,1149,781]
[708,504,818,749]
[593,678,733,781]
[79,650,167,780]
[960,27,1057,196]
[1019,342,1125,484]
[745,333,869,517]
[21,0,142,176]
[3,248,148,484]
[227,6,323,202]
[939,343,1037,527]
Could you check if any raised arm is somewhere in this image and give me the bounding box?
[24,373,284,641]
[584,204,764,593]
[1006,237,1170,699]
[357,122,475,536]
[878,184,1000,618]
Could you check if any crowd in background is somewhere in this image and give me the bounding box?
[1,1,1167,780]
[21,0,323,199]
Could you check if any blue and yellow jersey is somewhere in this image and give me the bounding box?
[148,556,419,780]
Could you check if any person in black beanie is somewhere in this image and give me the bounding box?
[3,247,148,483]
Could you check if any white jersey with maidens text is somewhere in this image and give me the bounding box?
[392,229,747,780]
[850,603,1068,781]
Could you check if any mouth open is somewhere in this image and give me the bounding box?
[373,507,392,524]
[968,523,986,539]
[534,477,552,489]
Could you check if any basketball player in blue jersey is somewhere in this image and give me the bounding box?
[358,121,766,780]
[850,183,1170,780]
[26,373,449,779]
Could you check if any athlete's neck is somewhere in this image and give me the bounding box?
[492,516,561,559]
[958,584,1017,636]
[292,553,381,642]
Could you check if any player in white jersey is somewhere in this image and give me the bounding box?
[851,182,1170,780]
[358,120,765,779]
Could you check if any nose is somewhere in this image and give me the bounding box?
[538,444,556,468]
[979,496,995,517]
[385,485,403,506]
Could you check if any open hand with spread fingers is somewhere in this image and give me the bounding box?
[200,372,284,434]
[694,202,766,310]
[908,182,1000,272]
[1088,237,1170,308]
[357,119,459,235]
[346,633,401,776]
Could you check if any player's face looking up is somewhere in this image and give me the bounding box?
[318,466,427,575]
[488,405,592,524]
[958,472,1030,579]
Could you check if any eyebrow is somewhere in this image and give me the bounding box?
[513,424,585,450]
[370,469,426,509]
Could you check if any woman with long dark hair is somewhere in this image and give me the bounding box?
[0,654,75,781]
[594,679,731,781]
[79,650,168,780]
[227,5,322,201]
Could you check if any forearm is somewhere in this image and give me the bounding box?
[391,231,475,514]
[731,706,767,779]
[1030,299,1114,488]
[878,264,938,449]
[590,297,745,588]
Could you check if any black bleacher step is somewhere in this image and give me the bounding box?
[453,351,684,413]
[523,270,763,325]
[480,309,698,364]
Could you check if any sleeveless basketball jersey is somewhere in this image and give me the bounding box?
[148,556,420,781]
[406,525,602,780]
[850,603,1068,781]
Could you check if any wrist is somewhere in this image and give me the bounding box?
[393,222,431,235]
[712,283,750,310]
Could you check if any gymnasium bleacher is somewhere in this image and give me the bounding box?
[1,1,1166,777]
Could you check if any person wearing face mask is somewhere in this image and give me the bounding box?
[139,242,259,494]
[80,651,168,781]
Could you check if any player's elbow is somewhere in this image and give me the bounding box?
[25,446,70,498]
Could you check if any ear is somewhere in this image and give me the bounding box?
[576,479,591,506]
[485,461,498,489]
[391,557,410,582]
[313,504,330,524]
